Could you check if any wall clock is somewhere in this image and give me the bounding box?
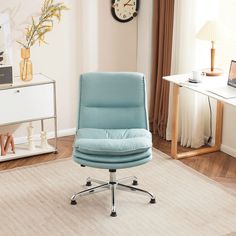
[111,0,139,23]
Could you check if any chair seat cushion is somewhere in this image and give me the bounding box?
[73,149,152,169]
[74,128,152,156]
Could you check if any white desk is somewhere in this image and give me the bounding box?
[163,74,236,159]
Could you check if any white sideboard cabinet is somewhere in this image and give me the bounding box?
[0,73,57,162]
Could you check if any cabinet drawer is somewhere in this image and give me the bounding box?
[0,83,54,125]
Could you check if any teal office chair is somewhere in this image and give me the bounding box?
[71,72,156,217]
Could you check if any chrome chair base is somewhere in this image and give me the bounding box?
[71,170,156,217]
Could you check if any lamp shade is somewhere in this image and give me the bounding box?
[196,20,229,42]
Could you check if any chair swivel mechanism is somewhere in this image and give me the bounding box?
[71,72,156,217]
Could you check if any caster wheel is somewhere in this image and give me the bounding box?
[71,200,77,205]
[132,180,138,186]
[86,181,92,186]
[150,198,156,204]
[110,211,117,217]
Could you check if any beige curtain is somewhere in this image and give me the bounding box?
[149,0,175,138]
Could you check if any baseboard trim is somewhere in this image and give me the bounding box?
[14,128,76,145]
[221,144,236,158]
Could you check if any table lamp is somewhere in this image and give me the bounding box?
[196,20,227,76]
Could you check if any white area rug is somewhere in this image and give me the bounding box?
[0,149,236,236]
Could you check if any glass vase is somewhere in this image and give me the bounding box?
[20,48,33,81]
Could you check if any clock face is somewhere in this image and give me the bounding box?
[111,0,139,23]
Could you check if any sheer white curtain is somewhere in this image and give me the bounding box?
[166,0,219,148]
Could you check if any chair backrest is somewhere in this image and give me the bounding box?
[78,72,149,130]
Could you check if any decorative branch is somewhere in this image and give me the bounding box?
[17,0,68,48]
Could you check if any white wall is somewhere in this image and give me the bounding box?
[0,0,80,140]
[0,0,139,142]
[80,0,137,72]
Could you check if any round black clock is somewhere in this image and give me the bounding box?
[111,0,140,23]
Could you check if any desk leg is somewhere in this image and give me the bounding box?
[53,82,58,154]
[171,84,180,159]
[170,89,224,159]
[215,101,223,149]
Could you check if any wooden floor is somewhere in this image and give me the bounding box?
[0,135,236,191]
[153,135,236,191]
[0,136,74,171]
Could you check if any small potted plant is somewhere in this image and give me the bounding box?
[18,0,68,81]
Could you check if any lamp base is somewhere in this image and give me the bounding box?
[203,68,223,76]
